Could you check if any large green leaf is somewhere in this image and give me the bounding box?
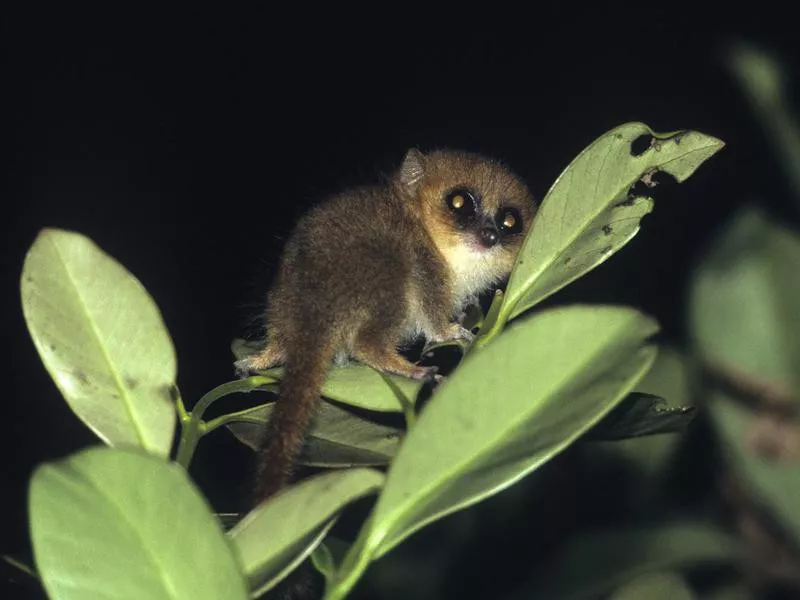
[229,469,384,594]
[502,123,723,322]
[226,400,403,467]
[232,339,422,413]
[21,229,177,455]
[514,521,736,600]
[29,447,247,600]
[690,207,800,399]
[351,306,658,565]
[709,391,800,547]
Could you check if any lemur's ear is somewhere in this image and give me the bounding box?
[399,148,425,188]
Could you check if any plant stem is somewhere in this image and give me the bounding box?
[195,376,278,418]
[173,385,189,423]
[472,290,508,352]
[203,409,273,435]
[174,411,205,469]
[174,376,277,470]
[402,403,416,429]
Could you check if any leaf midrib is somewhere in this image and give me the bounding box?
[371,313,649,554]
[375,344,656,557]
[44,462,184,599]
[49,235,147,448]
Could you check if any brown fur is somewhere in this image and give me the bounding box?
[236,148,537,504]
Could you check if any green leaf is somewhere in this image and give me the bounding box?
[609,572,695,600]
[310,543,337,589]
[589,347,696,486]
[266,365,421,413]
[312,536,351,579]
[359,305,658,560]
[690,207,800,399]
[502,123,724,322]
[226,400,403,467]
[232,339,422,412]
[21,229,177,456]
[586,393,696,441]
[709,392,800,546]
[474,289,506,347]
[727,43,800,203]
[515,521,736,600]
[29,447,247,600]
[229,469,384,594]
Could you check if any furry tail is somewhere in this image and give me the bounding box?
[253,340,335,504]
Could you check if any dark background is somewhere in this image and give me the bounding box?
[2,6,798,599]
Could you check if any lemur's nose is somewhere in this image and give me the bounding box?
[479,227,499,248]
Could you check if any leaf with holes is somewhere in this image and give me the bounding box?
[29,447,248,600]
[226,400,403,467]
[336,306,657,579]
[232,339,422,413]
[21,229,177,456]
[498,123,723,325]
[230,469,384,595]
[690,207,800,399]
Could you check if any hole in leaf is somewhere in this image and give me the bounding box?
[630,134,653,156]
[624,169,678,205]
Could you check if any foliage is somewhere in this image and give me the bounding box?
[15,120,725,599]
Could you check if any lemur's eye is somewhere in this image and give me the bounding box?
[498,207,523,234]
[445,188,477,218]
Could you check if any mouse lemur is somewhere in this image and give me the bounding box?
[236,148,537,502]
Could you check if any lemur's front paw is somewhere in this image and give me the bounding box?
[446,323,475,343]
[452,324,475,343]
[409,364,443,383]
[233,358,255,379]
[430,323,475,345]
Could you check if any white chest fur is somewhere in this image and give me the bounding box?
[402,244,503,343]
[443,244,504,308]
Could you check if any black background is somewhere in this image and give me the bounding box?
[2,6,798,599]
